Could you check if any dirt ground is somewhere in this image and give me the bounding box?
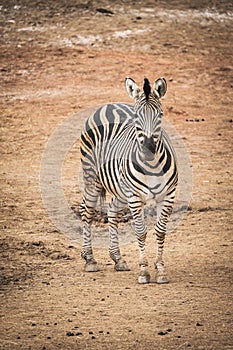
[0,0,233,349]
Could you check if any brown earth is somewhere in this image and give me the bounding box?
[0,1,233,349]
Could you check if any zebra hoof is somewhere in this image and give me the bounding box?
[156,275,169,284]
[84,261,99,272]
[138,272,150,284]
[114,260,130,271]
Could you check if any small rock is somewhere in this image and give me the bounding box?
[158,331,167,335]
[196,322,203,326]
[219,66,231,72]
[66,332,75,336]
[96,8,114,15]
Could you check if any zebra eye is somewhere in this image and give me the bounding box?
[138,133,144,144]
[135,126,145,144]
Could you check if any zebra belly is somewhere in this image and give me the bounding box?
[95,156,126,200]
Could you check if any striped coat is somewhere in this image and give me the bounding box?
[80,77,178,284]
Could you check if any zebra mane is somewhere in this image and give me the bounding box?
[143,78,151,101]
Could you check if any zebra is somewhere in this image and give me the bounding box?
[80,77,178,284]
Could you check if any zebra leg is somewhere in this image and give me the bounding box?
[129,196,150,284]
[108,197,130,271]
[154,196,175,284]
[80,190,100,272]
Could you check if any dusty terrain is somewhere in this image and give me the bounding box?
[0,1,233,349]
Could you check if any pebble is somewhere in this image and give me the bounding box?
[158,330,167,335]
[66,332,75,336]
[158,328,172,335]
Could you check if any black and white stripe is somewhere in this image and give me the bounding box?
[80,77,178,283]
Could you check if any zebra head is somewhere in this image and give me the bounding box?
[125,77,167,161]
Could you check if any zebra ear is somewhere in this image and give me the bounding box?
[125,77,140,99]
[153,78,167,98]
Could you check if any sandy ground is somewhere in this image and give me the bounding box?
[0,1,233,349]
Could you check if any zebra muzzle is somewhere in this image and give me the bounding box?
[141,136,156,161]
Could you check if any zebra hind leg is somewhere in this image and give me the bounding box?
[80,195,99,272]
[108,197,130,271]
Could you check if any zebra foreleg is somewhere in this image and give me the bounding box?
[80,196,99,272]
[154,198,174,284]
[108,198,130,271]
[129,197,150,284]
